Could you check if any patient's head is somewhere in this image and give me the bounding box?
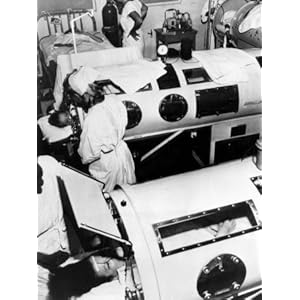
[48,111,72,128]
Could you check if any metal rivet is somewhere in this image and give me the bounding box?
[231,256,239,264]
[203,291,211,299]
[232,282,240,290]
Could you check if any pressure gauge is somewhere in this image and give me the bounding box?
[157,44,168,57]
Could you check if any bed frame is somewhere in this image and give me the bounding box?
[37,9,97,40]
[37,9,98,89]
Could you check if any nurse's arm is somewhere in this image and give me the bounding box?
[140,0,148,20]
[128,11,143,37]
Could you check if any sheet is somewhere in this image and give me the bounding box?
[53,47,165,108]
[93,59,166,95]
[39,32,114,66]
[38,115,73,143]
[193,48,260,84]
[193,48,261,105]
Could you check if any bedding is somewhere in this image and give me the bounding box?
[53,47,144,107]
[38,115,73,143]
[39,32,114,67]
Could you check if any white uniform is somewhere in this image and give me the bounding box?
[120,0,144,55]
[38,156,70,300]
[78,95,136,192]
[37,155,128,299]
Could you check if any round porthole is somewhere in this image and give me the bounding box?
[122,101,142,130]
[197,254,246,299]
[159,94,188,122]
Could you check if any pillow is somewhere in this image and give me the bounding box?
[38,115,73,144]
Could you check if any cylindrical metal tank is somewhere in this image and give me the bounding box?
[110,158,262,299]
[121,48,261,141]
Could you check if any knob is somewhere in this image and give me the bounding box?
[232,281,240,290]
[202,291,212,299]
[190,131,197,139]
[133,151,140,159]
[121,200,127,207]
[231,255,240,264]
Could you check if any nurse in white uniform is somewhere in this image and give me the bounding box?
[116,0,148,55]
[68,67,136,192]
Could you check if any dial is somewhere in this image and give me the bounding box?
[157,44,168,56]
[122,101,142,130]
[159,94,188,122]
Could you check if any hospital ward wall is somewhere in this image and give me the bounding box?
[96,0,207,59]
[38,0,208,59]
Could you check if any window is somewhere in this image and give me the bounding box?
[153,200,261,257]
[183,68,211,85]
[94,80,125,95]
[38,0,96,15]
[137,83,152,92]
[157,64,180,90]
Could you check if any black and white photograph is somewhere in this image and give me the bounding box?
[0,0,297,298]
[35,0,264,299]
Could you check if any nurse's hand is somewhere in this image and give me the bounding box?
[49,248,125,298]
[130,30,140,41]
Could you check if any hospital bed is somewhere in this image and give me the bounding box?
[37,9,115,89]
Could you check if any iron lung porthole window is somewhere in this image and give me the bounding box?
[159,94,188,122]
[122,101,142,130]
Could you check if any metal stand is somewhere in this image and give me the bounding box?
[140,130,184,163]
